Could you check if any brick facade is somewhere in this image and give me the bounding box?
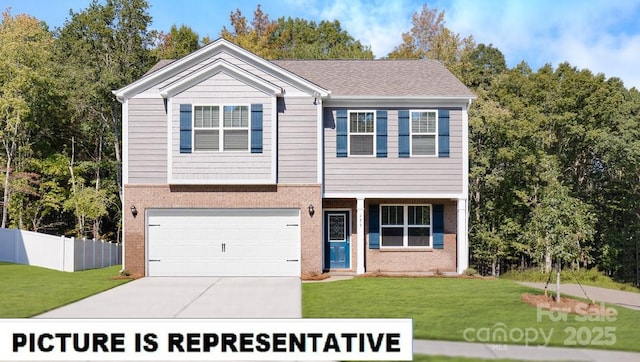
[365,199,458,273]
[323,198,458,273]
[123,184,323,276]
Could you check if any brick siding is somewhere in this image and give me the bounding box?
[123,184,322,276]
[323,198,458,273]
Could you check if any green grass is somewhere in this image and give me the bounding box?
[0,262,130,318]
[501,268,640,293]
[303,277,640,352]
[354,355,521,362]
[410,357,519,362]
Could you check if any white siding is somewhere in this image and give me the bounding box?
[128,97,167,184]
[171,73,273,182]
[278,97,318,183]
[324,109,464,194]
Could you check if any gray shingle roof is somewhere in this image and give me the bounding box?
[143,58,475,98]
[272,59,475,98]
[144,59,175,76]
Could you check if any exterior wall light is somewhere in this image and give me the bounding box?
[308,204,315,217]
[130,205,138,218]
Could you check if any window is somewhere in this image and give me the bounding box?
[407,205,431,247]
[411,110,437,156]
[380,205,431,248]
[193,105,249,151]
[349,111,375,156]
[194,106,219,151]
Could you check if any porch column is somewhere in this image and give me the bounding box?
[457,198,469,274]
[356,198,365,274]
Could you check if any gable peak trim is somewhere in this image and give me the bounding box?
[159,58,284,98]
[114,38,328,102]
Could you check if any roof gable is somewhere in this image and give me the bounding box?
[113,38,329,102]
[159,58,283,98]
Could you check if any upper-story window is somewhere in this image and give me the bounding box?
[193,105,249,151]
[411,110,437,156]
[349,111,375,156]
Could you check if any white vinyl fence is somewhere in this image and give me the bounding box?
[0,228,121,272]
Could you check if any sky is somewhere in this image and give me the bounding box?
[2,0,640,89]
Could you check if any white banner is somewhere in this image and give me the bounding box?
[0,318,413,361]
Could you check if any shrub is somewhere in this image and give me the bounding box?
[463,267,479,276]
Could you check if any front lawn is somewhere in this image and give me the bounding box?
[0,262,130,318]
[303,277,640,352]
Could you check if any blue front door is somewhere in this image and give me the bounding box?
[324,211,350,269]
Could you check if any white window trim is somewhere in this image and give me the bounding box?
[347,110,376,157]
[192,104,251,152]
[409,109,438,157]
[380,204,432,248]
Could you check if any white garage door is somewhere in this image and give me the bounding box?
[146,208,300,276]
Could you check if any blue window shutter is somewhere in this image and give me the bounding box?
[251,104,263,153]
[369,204,380,249]
[433,204,444,249]
[438,109,450,158]
[336,109,348,157]
[179,104,192,153]
[398,110,410,158]
[376,110,387,157]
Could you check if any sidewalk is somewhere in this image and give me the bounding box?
[413,339,640,361]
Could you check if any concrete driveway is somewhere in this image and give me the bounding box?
[36,277,301,318]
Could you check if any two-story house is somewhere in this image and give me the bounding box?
[114,39,475,277]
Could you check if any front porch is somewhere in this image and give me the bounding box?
[321,197,469,275]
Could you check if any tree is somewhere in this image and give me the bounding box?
[519,157,595,300]
[458,43,507,90]
[0,10,57,228]
[8,154,70,232]
[387,4,474,72]
[55,0,154,238]
[521,158,596,271]
[220,5,278,59]
[152,24,200,60]
[221,5,373,60]
[271,17,373,59]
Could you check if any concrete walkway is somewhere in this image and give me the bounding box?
[413,339,640,361]
[519,282,640,310]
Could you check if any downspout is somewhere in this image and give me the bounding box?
[457,98,474,274]
[113,91,126,275]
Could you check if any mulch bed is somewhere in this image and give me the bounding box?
[521,293,617,316]
[300,272,331,281]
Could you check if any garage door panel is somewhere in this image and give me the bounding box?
[146,208,300,277]
[150,259,299,277]
[149,244,222,259]
[232,244,299,258]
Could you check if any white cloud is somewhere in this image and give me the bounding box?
[552,32,640,89]
[314,0,416,57]
[205,0,640,88]
[443,0,640,88]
